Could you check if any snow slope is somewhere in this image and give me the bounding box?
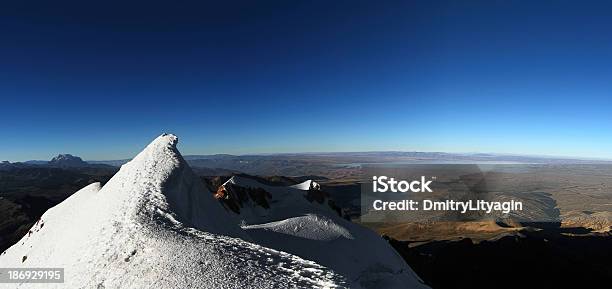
[226,176,429,288]
[290,180,321,191]
[221,175,338,225]
[243,214,354,241]
[0,134,346,289]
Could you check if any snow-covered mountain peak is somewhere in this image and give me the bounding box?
[48,154,88,167]
[0,134,428,289]
[50,154,83,162]
[0,134,348,288]
[143,133,178,153]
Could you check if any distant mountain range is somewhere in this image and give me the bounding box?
[1,154,112,170]
[5,151,611,178]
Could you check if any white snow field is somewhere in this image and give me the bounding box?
[225,177,429,289]
[0,134,428,289]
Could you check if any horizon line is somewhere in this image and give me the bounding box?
[6,150,612,163]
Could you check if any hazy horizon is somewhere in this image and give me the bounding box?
[5,140,612,163]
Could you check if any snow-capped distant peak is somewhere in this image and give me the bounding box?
[48,153,88,167]
[50,154,82,162]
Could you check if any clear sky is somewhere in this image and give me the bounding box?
[1,0,611,161]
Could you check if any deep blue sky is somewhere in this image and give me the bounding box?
[1,0,612,161]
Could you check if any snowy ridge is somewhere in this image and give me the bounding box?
[227,176,429,288]
[0,134,346,289]
[221,175,338,225]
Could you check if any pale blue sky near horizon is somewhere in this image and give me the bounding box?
[1,1,612,162]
